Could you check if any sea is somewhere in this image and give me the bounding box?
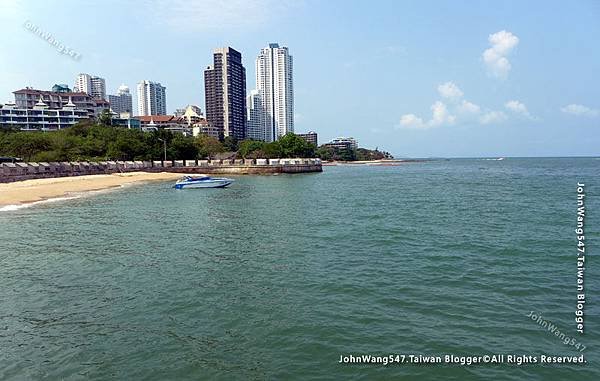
[0,157,598,380]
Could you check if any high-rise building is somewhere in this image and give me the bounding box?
[108,84,133,115]
[255,43,294,142]
[137,80,167,116]
[74,73,91,94]
[204,47,247,140]
[74,73,106,100]
[90,77,106,100]
[246,90,265,141]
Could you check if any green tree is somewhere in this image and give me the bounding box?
[238,140,265,158]
[263,142,282,158]
[4,132,52,161]
[222,136,239,152]
[339,148,357,161]
[50,133,86,161]
[315,146,334,161]
[195,134,224,159]
[169,134,198,160]
[277,133,315,158]
[315,146,356,161]
[97,109,112,126]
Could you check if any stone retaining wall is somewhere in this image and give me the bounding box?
[0,158,322,183]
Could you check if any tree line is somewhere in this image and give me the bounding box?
[0,121,317,162]
[0,121,392,162]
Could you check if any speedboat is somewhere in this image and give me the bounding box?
[173,175,234,189]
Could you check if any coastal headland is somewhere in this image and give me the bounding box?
[322,159,418,166]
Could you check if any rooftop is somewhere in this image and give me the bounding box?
[13,88,89,97]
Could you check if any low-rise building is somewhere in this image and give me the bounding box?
[137,115,191,135]
[297,131,318,146]
[13,88,109,118]
[322,137,358,150]
[0,99,88,131]
[111,113,141,129]
[192,120,219,138]
[181,105,205,126]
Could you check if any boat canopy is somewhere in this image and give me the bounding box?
[182,176,211,181]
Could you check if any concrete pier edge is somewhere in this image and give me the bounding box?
[0,158,322,183]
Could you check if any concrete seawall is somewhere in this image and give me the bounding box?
[0,158,322,183]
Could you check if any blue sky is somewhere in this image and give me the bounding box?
[1,0,599,157]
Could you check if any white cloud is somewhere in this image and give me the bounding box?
[505,100,535,119]
[560,104,599,117]
[482,30,519,79]
[397,82,527,129]
[479,111,507,125]
[399,114,427,129]
[458,100,481,114]
[398,101,455,129]
[437,82,464,100]
[430,101,456,126]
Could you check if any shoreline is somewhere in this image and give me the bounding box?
[0,172,184,208]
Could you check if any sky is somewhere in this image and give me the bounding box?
[0,0,599,157]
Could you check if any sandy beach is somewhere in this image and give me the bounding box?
[0,172,184,207]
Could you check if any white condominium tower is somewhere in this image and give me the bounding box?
[74,73,106,100]
[137,80,167,116]
[255,43,294,141]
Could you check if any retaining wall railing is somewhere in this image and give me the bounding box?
[0,158,323,183]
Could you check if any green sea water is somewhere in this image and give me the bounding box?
[0,158,598,380]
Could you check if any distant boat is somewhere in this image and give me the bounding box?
[173,175,234,189]
[497,157,505,161]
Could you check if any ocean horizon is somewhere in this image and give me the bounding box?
[0,157,598,380]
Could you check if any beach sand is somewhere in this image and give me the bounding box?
[0,172,185,207]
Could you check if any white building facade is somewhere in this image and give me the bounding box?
[74,73,106,100]
[0,99,88,131]
[324,137,358,150]
[137,80,167,116]
[255,43,294,141]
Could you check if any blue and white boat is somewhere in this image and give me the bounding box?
[173,175,234,189]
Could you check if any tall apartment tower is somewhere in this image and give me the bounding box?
[204,47,247,140]
[246,89,265,141]
[108,84,133,115]
[255,43,294,142]
[74,73,106,100]
[137,80,167,116]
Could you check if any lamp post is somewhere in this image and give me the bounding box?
[157,138,167,162]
